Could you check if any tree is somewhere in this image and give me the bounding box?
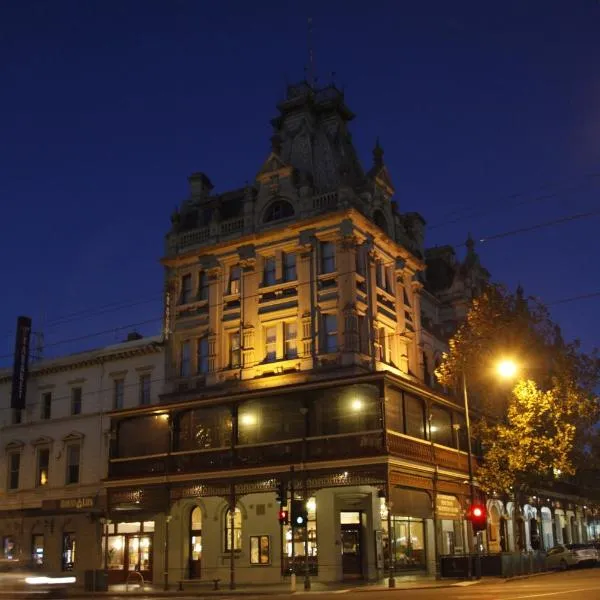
[436,284,600,496]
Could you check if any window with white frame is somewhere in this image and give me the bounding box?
[181,273,193,304]
[113,379,125,410]
[322,314,338,353]
[284,322,298,358]
[180,341,191,377]
[283,252,297,281]
[320,241,335,274]
[66,444,80,485]
[8,452,20,490]
[139,374,151,405]
[197,336,209,375]
[229,332,241,368]
[263,257,276,286]
[229,266,241,295]
[198,271,209,301]
[264,326,277,362]
[41,392,52,420]
[71,387,82,416]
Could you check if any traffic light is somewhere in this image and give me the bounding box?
[276,481,287,505]
[468,503,487,532]
[291,499,308,529]
[278,507,289,525]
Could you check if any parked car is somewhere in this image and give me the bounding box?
[0,559,76,597]
[546,543,599,570]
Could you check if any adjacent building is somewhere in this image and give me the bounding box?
[0,333,163,582]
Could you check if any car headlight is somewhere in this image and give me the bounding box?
[25,576,76,585]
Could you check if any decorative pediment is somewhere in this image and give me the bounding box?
[32,436,54,447]
[256,152,294,183]
[5,439,24,451]
[62,431,85,444]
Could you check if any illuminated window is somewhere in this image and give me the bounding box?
[62,533,76,571]
[265,326,277,362]
[230,332,241,368]
[224,507,242,552]
[250,535,270,565]
[36,448,49,487]
[284,322,298,358]
[229,266,241,295]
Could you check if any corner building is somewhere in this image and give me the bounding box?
[106,82,474,586]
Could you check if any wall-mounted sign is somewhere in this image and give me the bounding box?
[436,494,462,520]
[11,316,32,410]
[42,496,97,512]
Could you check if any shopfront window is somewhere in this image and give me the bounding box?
[383,517,426,571]
[3,537,16,560]
[282,497,317,575]
[103,521,155,579]
[32,534,44,565]
[224,507,242,552]
[62,533,76,571]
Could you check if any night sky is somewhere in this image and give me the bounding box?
[1,0,599,366]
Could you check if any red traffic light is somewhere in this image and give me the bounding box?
[468,504,487,532]
[278,509,289,525]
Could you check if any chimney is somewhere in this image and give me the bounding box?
[188,172,214,200]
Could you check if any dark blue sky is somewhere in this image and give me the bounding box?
[1,0,599,365]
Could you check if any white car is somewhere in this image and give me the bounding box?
[546,544,598,570]
[0,559,77,597]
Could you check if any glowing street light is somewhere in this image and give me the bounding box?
[496,359,518,379]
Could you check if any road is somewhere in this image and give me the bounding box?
[65,570,600,600]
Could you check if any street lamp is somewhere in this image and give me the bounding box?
[462,358,518,579]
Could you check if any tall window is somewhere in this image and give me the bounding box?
[284,322,298,358]
[323,314,338,353]
[283,253,297,281]
[320,241,335,274]
[66,444,80,485]
[71,387,82,416]
[8,453,20,490]
[224,507,242,551]
[229,266,241,295]
[265,326,277,362]
[41,392,52,420]
[181,274,193,304]
[139,374,151,405]
[113,379,125,410]
[377,327,387,362]
[36,448,49,487]
[229,332,241,368]
[197,336,209,375]
[198,271,209,301]
[180,341,191,377]
[263,257,276,286]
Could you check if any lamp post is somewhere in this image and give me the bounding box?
[462,358,518,580]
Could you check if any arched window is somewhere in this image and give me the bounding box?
[263,200,294,223]
[189,507,202,578]
[224,507,242,552]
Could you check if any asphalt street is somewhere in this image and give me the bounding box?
[60,569,600,600]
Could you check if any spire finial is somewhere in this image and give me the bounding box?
[373,137,384,166]
[466,232,475,252]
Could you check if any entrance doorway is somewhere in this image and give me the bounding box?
[189,507,202,578]
[340,511,363,579]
